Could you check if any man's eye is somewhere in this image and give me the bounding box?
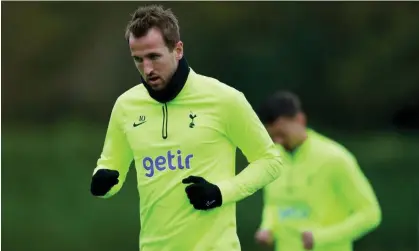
[150,54,160,60]
[133,56,142,62]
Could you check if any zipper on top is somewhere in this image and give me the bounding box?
[161,103,168,139]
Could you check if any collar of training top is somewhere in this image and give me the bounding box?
[141,57,191,103]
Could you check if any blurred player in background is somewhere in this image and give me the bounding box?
[254,91,381,251]
[90,5,283,251]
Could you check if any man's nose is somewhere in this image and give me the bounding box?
[142,60,153,75]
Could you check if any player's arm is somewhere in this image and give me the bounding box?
[312,154,382,245]
[216,91,283,204]
[255,186,276,246]
[90,99,133,199]
[260,186,276,231]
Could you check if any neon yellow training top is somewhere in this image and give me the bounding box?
[93,68,283,251]
[260,129,381,251]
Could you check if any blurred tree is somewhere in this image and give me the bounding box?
[2,1,419,130]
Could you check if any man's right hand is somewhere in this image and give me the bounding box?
[255,229,274,246]
[90,169,119,196]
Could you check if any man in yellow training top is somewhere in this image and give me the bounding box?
[255,91,381,251]
[89,4,283,251]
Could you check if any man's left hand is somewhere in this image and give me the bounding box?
[302,231,314,250]
[182,176,222,210]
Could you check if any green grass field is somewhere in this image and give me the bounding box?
[2,120,417,251]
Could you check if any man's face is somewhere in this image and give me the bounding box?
[265,113,306,151]
[129,27,183,91]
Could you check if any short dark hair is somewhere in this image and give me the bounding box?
[257,91,303,124]
[125,5,180,51]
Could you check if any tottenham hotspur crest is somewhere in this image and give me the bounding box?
[189,112,197,128]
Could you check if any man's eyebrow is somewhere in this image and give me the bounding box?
[132,53,160,57]
[146,52,161,57]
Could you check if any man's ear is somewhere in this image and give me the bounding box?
[296,112,307,126]
[175,41,183,60]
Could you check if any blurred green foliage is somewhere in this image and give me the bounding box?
[1,122,418,251]
[2,2,419,129]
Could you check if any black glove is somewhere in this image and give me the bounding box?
[182,176,222,210]
[90,169,119,196]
